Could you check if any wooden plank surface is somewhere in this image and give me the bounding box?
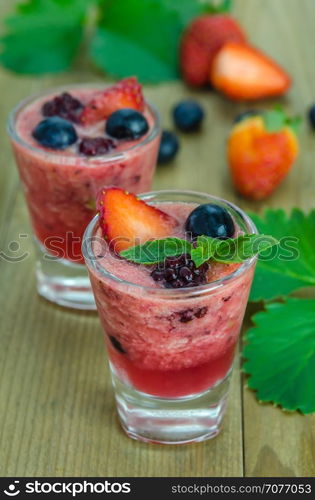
[0,0,315,477]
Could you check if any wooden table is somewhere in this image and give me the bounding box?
[1,0,315,477]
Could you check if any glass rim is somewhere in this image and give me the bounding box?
[6,82,161,164]
[82,189,258,297]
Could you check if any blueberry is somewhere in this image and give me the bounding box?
[32,116,78,149]
[308,105,315,129]
[158,130,179,164]
[233,109,261,124]
[105,108,149,140]
[185,204,235,240]
[173,100,204,132]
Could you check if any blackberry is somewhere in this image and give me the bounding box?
[79,137,116,156]
[177,307,208,323]
[42,92,83,123]
[151,254,209,289]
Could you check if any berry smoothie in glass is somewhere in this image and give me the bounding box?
[83,189,276,444]
[7,78,160,309]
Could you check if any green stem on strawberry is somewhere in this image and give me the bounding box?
[203,0,233,15]
[263,106,301,135]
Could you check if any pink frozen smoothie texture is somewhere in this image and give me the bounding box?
[16,88,155,155]
[10,87,160,262]
[88,202,255,382]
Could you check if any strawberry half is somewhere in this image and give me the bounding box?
[80,77,145,125]
[97,188,178,253]
[210,42,291,100]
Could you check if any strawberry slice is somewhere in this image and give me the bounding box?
[97,188,178,253]
[81,77,145,125]
[210,42,291,100]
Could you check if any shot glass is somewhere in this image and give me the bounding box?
[82,190,257,444]
[7,84,160,310]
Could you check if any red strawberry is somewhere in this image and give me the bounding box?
[180,14,246,87]
[80,77,145,125]
[210,42,291,100]
[97,188,178,253]
[227,110,299,200]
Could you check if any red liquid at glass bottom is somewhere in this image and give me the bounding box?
[108,341,236,398]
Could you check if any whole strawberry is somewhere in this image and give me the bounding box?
[228,109,300,200]
[180,1,246,87]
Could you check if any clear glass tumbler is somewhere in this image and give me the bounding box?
[82,190,257,444]
[7,84,160,310]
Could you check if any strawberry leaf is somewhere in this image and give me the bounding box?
[249,209,315,302]
[164,0,206,25]
[0,0,91,74]
[90,0,202,82]
[243,298,315,414]
[0,0,203,79]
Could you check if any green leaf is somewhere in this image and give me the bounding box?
[0,0,91,74]
[0,0,203,79]
[263,106,301,134]
[120,233,278,267]
[90,0,203,82]
[286,115,302,136]
[164,0,206,25]
[243,298,315,414]
[120,238,193,265]
[191,234,278,267]
[90,27,178,82]
[249,209,315,302]
[214,234,278,263]
[190,243,214,268]
[263,108,286,132]
[203,0,232,15]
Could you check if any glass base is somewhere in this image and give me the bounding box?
[35,240,96,310]
[112,371,231,445]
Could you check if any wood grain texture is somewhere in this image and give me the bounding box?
[234,0,315,478]
[0,0,315,478]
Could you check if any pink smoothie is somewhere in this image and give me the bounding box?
[87,203,255,398]
[9,86,160,263]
